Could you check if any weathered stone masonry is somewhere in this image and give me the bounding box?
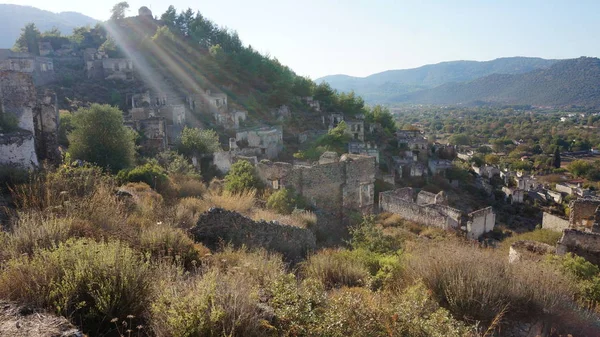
[0,71,59,168]
[191,208,316,261]
[379,187,495,239]
[557,229,600,266]
[256,154,376,216]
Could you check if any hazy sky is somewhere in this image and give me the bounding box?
[5,0,600,79]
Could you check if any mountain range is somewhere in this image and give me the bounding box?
[0,4,98,49]
[318,57,600,107]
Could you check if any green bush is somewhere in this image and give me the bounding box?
[117,163,169,192]
[67,104,135,172]
[139,224,202,268]
[266,188,296,214]
[0,238,153,334]
[224,160,262,194]
[150,248,287,337]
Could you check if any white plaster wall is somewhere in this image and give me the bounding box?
[213,151,233,174]
[0,134,38,169]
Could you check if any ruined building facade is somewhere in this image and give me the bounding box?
[0,71,59,168]
[379,187,496,240]
[256,153,377,217]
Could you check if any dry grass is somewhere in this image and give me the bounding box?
[405,240,580,327]
[252,208,317,229]
[139,223,206,268]
[173,197,208,229]
[300,249,371,289]
[2,212,75,259]
[202,190,256,215]
[171,175,207,198]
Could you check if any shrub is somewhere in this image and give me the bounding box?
[224,160,262,194]
[11,163,109,211]
[117,163,171,194]
[150,248,286,337]
[405,241,580,329]
[203,190,256,215]
[266,188,296,214]
[348,215,402,254]
[172,175,207,198]
[173,197,208,228]
[177,127,221,158]
[139,223,203,268]
[67,104,135,172]
[0,238,153,334]
[300,249,371,289]
[2,212,74,259]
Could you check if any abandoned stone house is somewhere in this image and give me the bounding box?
[473,165,501,180]
[428,159,453,176]
[125,117,168,153]
[215,108,247,130]
[127,91,187,148]
[235,126,283,159]
[298,129,327,144]
[557,229,600,266]
[0,49,55,85]
[379,187,496,240]
[348,141,379,163]
[213,126,284,173]
[502,186,525,204]
[556,182,594,198]
[85,48,133,81]
[302,96,321,111]
[271,105,291,121]
[397,129,428,150]
[391,156,427,180]
[256,153,377,217]
[0,71,59,169]
[324,113,365,142]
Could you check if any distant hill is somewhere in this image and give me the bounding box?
[317,57,559,103]
[0,4,98,48]
[394,57,600,107]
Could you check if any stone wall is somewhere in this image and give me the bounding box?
[0,132,38,169]
[257,155,376,216]
[0,71,36,133]
[569,199,600,231]
[379,189,462,231]
[557,229,600,266]
[542,212,569,232]
[380,188,495,240]
[33,92,59,162]
[191,208,316,261]
[467,207,495,240]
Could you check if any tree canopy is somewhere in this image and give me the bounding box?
[110,2,130,20]
[67,104,136,172]
[177,127,221,158]
[13,23,41,55]
[224,160,262,194]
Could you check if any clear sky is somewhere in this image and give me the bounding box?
[4,0,600,79]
